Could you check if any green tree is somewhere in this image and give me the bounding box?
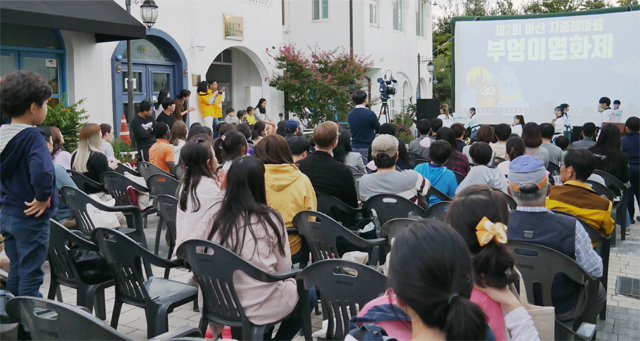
[268,45,371,126]
[42,94,87,151]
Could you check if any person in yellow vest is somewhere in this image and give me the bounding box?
[197,80,225,136]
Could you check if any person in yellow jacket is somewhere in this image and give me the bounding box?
[197,80,225,136]
[546,148,614,240]
[254,134,317,264]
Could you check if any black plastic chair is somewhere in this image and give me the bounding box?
[59,186,147,248]
[174,164,186,179]
[493,156,506,166]
[504,193,518,209]
[296,260,388,340]
[453,170,466,184]
[585,180,615,201]
[293,210,387,265]
[47,219,113,320]
[379,218,416,240]
[176,239,301,340]
[147,173,180,197]
[551,210,611,320]
[592,170,630,241]
[363,194,428,230]
[547,162,561,185]
[426,186,452,203]
[153,195,178,276]
[316,191,368,229]
[5,297,200,341]
[508,241,600,340]
[69,170,104,194]
[114,163,141,178]
[425,201,450,221]
[138,161,174,182]
[102,171,156,232]
[92,228,197,338]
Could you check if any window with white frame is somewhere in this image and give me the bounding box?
[312,0,328,20]
[393,0,403,31]
[416,0,425,36]
[369,0,378,26]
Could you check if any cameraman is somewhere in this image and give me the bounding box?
[347,90,380,163]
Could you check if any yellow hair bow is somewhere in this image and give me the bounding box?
[475,217,508,247]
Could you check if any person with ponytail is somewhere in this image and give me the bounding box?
[448,185,540,341]
[205,155,311,340]
[213,130,248,178]
[388,219,490,340]
[173,135,223,257]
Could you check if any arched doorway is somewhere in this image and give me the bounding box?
[205,47,264,118]
[111,29,187,136]
[0,24,66,105]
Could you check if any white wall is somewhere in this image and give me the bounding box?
[56,0,431,128]
[284,0,433,117]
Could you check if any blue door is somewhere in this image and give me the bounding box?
[116,64,174,123]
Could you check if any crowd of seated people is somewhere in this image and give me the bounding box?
[1,71,637,341]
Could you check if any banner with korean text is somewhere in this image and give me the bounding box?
[454,10,640,125]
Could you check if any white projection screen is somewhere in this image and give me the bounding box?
[454,10,640,125]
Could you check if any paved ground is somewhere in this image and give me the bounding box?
[13,206,640,339]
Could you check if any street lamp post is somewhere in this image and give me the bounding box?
[125,0,158,122]
[417,54,435,99]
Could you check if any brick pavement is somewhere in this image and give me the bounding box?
[28,209,640,339]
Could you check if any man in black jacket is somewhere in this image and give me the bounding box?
[130,100,156,161]
[298,121,358,207]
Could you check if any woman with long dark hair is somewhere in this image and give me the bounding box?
[436,127,470,176]
[51,126,72,169]
[213,130,248,173]
[521,122,549,167]
[206,155,302,340]
[174,136,223,255]
[255,98,276,133]
[333,130,366,174]
[389,219,489,340]
[254,134,316,264]
[497,136,525,177]
[588,124,629,182]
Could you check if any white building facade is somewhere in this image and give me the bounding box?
[0,0,433,134]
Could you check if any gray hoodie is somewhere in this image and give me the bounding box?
[455,165,508,194]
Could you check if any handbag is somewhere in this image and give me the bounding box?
[510,268,555,341]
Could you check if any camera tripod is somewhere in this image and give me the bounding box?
[378,100,390,123]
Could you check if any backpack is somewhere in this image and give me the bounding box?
[347,323,396,341]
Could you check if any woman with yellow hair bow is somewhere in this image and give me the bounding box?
[448,185,540,341]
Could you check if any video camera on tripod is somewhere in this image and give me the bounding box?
[376,71,397,123]
[377,72,397,102]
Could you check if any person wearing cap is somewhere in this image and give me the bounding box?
[507,155,604,320]
[298,122,358,207]
[546,149,614,238]
[284,119,299,141]
[358,134,431,206]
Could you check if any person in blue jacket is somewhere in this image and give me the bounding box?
[414,140,458,206]
[0,71,57,297]
[622,116,639,222]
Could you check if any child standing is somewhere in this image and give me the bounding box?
[0,71,57,297]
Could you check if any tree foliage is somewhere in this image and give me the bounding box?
[432,0,617,111]
[43,94,87,151]
[268,45,372,126]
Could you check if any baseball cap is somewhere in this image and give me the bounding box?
[508,155,548,193]
[284,119,298,133]
[371,134,399,157]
